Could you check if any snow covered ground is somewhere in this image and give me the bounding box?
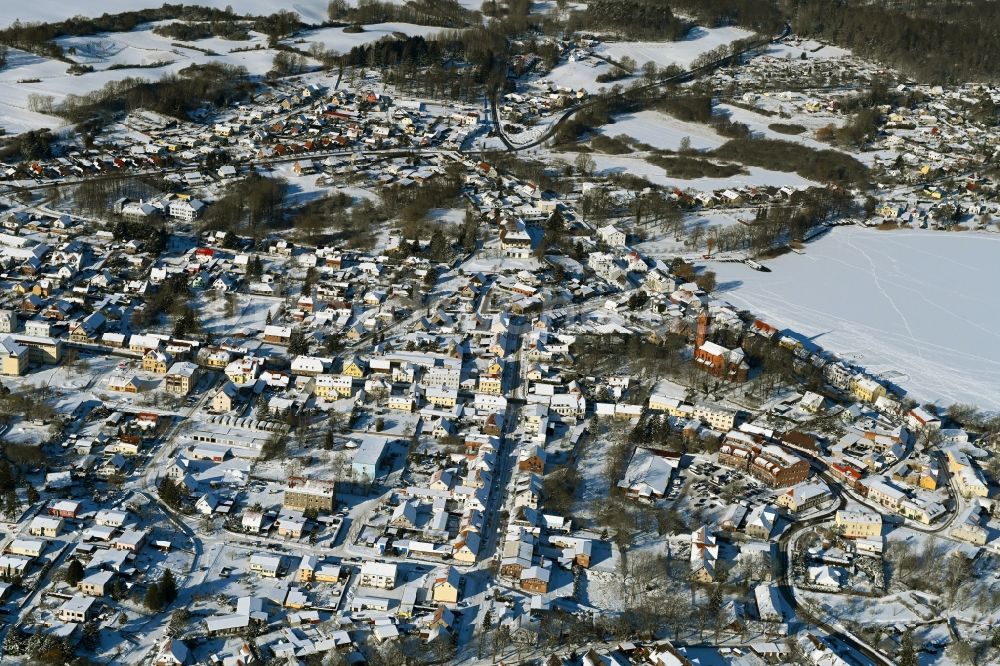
[1,0,489,27]
[709,227,1000,411]
[598,110,725,151]
[287,23,459,55]
[588,152,818,190]
[601,26,754,70]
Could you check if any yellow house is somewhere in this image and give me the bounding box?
[314,374,353,399]
[477,375,503,395]
[341,357,366,378]
[432,568,461,604]
[142,350,171,374]
[877,204,898,218]
[850,376,886,403]
[426,387,458,408]
[314,565,341,583]
[452,538,477,564]
[298,557,316,583]
[0,337,29,376]
[486,358,504,376]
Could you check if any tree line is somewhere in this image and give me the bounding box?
[0,5,252,61]
[568,0,692,41]
[671,0,1000,82]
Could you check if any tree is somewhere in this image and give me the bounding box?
[168,608,191,636]
[144,583,163,612]
[25,484,38,505]
[708,584,726,642]
[287,328,309,355]
[478,608,493,659]
[158,477,182,509]
[64,559,84,587]
[159,569,178,606]
[642,60,658,83]
[261,433,287,460]
[898,630,917,666]
[173,306,199,338]
[428,229,451,262]
[491,624,511,664]
[948,638,978,666]
[575,152,595,177]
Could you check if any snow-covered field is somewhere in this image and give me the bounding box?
[598,110,725,151]
[287,23,458,55]
[0,20,455,134]
[710,227,1000,411]
[588,152,818,190]
[1,0,490,27]
[601,26,754,70]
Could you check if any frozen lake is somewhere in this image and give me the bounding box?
[711,227,1000,411]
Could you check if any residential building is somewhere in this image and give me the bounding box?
[165,361,199,396]
[834,510,882,538]
[0,336,28,376]
[58,594,98,622]
[359,561,397,589]
[283,477,336,513]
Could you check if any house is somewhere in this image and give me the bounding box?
[169,198,205,221]
[432,567,461,604]
[283,477,336,513]
[597,224,626,247]
[143,350,172,374]
[78,570,115,596]
[249,554,285,577]
[115,528,148,552]
[834,510,882,538]
[744,504,778,539]
[59,594,98,622]
[153,639,191,666]
[211,382,239,413]
[165,361,199,396]
[617,447,677,500]
[359,561,397,589]
[519,565,551,594]
[0,555,29,577]
[850,375,887,403]
[0,336,28,376]
[517,445,546,474]
[277,515,306,539]
[313,374,353,399]
[68,312,105,343]
[263,325,293,344]
[0,310,16,333]
[776,481,832,513]
[6,539,45,558]
[94,509,129,528]
[242,511,265,533]
[49,500,81,518]
[425,386,458,408]
[28,516,62,537]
